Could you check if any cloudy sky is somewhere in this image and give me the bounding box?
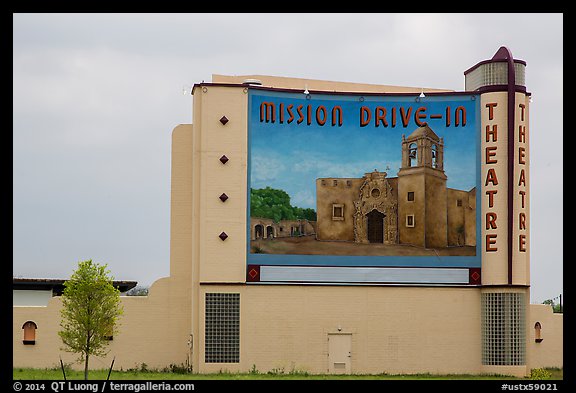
[13,13,562,304]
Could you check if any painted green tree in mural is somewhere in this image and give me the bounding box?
[250,187,316,222]
[58,259,123,380]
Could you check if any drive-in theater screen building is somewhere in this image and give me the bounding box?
[13,47,562,377]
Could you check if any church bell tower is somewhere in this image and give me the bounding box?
[397,125,448,248]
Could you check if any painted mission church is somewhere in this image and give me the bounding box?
[315,124,477,250]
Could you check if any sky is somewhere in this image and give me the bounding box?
[12,13,563,304]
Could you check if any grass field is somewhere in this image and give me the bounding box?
[13,367,563,380]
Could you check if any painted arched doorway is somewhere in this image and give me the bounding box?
[367,210,385,243]
[254,224,264,239]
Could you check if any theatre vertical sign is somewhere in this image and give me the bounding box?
[480,91,530,286]
[513,93,529,285]
[481,93,509,284]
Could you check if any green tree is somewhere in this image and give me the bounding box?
[58,260,123,380]
[250,187,316,222]
[542,299,562,313]
[300,207,317,221]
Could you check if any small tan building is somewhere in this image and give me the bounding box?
[13,47,562,377]
[250,217,315,240]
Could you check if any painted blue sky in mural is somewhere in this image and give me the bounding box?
[249,91,479,210]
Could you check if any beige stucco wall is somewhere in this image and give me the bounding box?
[194,85,247,285]
[13,277,191,371]
[527,304,563,369]
[198,284,483,375]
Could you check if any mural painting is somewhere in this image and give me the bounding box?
[248,91,479,260]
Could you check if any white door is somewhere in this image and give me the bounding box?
[328,333,352,374]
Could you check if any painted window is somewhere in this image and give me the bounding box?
[407,192,415,202]
[22,321,37,345]
[332,204,344,221]
[406,214,415,227]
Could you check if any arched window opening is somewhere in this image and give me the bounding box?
[22,321,37,345]
[431,144,438,168]
[408,143,417,167]
[266,225,274,239]
[254,224,264,239]
[534,322,543,343]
